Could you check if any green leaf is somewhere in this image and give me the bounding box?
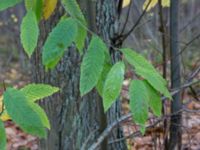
[121,48,171,99]
[29,103,50,129]
[136,67,171,99]
[0,0,22,11]
[25,0,43,21]
[96,62,112,96]
[129,80,149,134]
[75,25,87,53]
[34,0,43,21]
[143,80,162,117]
[25,0,34,10]
[80,36,106,96]
[61,0,87,53]
[20,84,59,102]
[61,0,85,23]
[3,88,46,138]
[20,10,39,57]
[0,120,6,150]
[42,17,77,69]
[103,62,125,111]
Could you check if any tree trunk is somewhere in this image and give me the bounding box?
[31,1,126,150]
[96,0,127,149]
[169,0,182,149]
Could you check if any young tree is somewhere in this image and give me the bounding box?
[169,0,182,149]
[31,1,127,149]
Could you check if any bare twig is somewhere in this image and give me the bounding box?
[81,129,98,150]
[88,79,200,150]
[88,113,132,150]
[178,33,200,57]
[108,118,163,144]
[121,0,152,42]
[120,0,133,35]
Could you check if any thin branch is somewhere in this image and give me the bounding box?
[108,118,163,144]
[88,79,200,150]
[109,106,200,144]
[81,129,98,150]
[188,66,200,81]
[88,113,132,150]
[170,79,200,97]
[120,0,133,35]
[178,33,200,56]
[121,0,152,42]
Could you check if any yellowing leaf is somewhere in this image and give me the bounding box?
[43,0,58,20]
[122,0,131,8]
[0,96,11,122]
[0,96,3,113]
[143,0,170,11]
[0,112,11,122]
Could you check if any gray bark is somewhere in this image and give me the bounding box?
[169,0,182,149]
[96,0,127,149]
[31,1,126,150]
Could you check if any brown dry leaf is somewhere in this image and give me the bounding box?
[43,0,58,20]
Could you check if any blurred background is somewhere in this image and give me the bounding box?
[0,0,199,149]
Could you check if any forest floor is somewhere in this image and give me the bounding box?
[0,51,200,150]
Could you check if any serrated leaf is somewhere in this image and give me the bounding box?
[75,25,87,53]
[25,0,34,10]
[34,0,43,21]
[80,36,106,96]
[43,0,58,20]
[3,88,46,138]
[0,0,22,11]
[103,62,125,111]
[25,0,43,21]
[143,0,170,11]
[129,80,149,133]
[20,10,39,57]
[121,48,166,83]
[136,67,171,99]
[0,120,6,150]
[42,17,77,69]
[29,103,50,129]
[61,0,85,23]
[20,84,59,102]
[96,62,112,96]
[143,80,162,116]
[120,48,171,99]
[61,0,87,53]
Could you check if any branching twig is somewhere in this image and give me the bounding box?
[120,0,133,35]
[177,33,200,57]
[88,79,200,150]
[121,0,152,42]
[88,113,132,150]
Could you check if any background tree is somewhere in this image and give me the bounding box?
[169,0,182,149]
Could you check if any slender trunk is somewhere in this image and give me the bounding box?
[158,1,169,149]
[169,0,182,149]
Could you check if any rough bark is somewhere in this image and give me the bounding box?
[96,0,127,149]
[31,0,126,150]
[169,0,182,149]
